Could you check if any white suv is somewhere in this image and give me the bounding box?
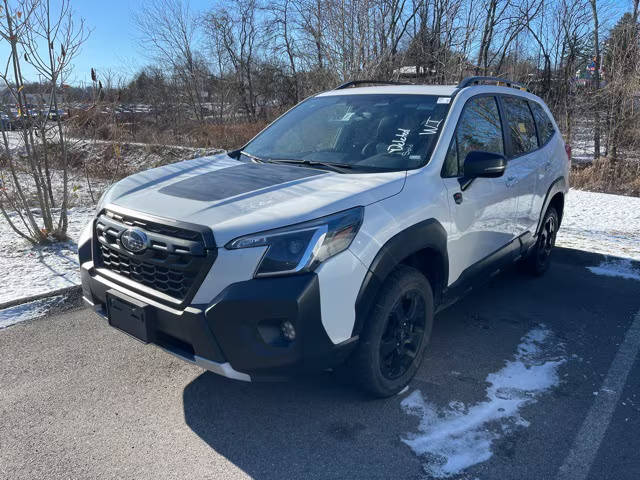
[79,77,569,397]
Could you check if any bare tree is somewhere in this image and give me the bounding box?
[136,0,206,123]
[589,0,602,159]
[22,0,88,232]
[266,0,300,102]
[0,0,87,243]
[203,0,262,119]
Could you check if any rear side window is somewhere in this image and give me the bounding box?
[529,101,555,145]
[502,96,538,156]
[443,96,504,177]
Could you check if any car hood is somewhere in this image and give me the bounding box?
[102,153,406,245]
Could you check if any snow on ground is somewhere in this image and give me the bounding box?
[587,259,640,281]
[572,121,595,164]
[0,167,110,208]
[0,130,219,208]
[557,189,640,261]
[0,295,65,329]
[400,327,566,478]
[0,206,95,305]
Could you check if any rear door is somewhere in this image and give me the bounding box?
[500,95,540,235]
[529,100,558,220]
[441,95,518,283]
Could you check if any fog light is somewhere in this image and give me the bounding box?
[280,320,296,341]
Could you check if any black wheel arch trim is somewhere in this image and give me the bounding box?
[536,176,566,235]
[352,218,448,337]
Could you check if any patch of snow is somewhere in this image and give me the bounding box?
[400,327,565,478]
[557,189,640,260]
[0,295,64,329]
[0,207,95,305]
[587,259,640,281]
[571,121,595,164]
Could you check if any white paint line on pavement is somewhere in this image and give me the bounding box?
[556,310,640,480]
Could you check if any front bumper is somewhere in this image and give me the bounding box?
[81,263,358,381]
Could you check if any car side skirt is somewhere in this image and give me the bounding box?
[438,231,535,311]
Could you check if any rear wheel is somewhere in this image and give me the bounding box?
[524,206,559,275]
[350,265,434,398]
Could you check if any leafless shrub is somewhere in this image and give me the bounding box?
[570,158,640,196]
[0,0,87,243]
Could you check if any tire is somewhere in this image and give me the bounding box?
[524,206,559,276]
[349,265,434,398]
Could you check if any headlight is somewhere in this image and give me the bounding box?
[227,207,364,277]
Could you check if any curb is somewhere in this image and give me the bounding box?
[0,285,82,310]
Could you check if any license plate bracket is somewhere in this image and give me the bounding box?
[106,290,152,343]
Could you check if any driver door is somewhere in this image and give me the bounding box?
[441,95,518,284]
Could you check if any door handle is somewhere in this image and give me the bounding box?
[544,160,552,171]
[505,175,517,187]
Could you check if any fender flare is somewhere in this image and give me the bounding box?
[352,218,448,337]
[536,176,567,235]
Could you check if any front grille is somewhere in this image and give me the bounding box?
[104,210,202,242]
[94,210,215,303]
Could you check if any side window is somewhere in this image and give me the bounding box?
[502,96,538,155]
[529,101,555,145]
[443,96,503,177]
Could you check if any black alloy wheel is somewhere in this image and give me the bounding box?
[525,206,559,276]
[379,290,427,380]
[537,213,557,267]
[348,265,434,398]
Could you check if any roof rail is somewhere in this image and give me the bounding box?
[457,76,526,91]
[334,80,409,90]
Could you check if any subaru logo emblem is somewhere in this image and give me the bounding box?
[120,228,148,253]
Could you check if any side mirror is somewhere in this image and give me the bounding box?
[463,151,506,179]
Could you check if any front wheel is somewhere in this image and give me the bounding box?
[524,206,559,276]
[349,265,434,398]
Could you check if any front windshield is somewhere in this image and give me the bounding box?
[243,94,450,172]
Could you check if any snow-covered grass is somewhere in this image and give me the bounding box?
[401,327,566,478]
[571,121,595,164]
[0,206,95,305]
[0,130,220,208]
[557,189,640,261]
[0,295,65,329]
[587,259,640,281]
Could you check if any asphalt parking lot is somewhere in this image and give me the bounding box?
[1,247,639,480]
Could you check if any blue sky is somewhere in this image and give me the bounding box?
[0,0,212,86]
[66,0,210,85]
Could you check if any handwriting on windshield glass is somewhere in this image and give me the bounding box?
[388,128,411,153]
[419,117,442,135]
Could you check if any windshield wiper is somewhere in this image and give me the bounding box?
[267,158,354,173]
[240,150,266,163]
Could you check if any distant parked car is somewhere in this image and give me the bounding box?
[48,108,67,121]
[0,113,13,131]
[6,110,27,130]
